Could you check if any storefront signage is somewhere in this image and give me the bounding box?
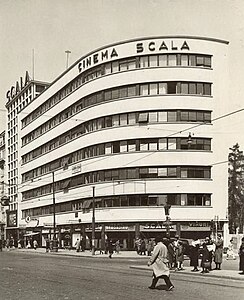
[7,210,17,227]
[78,48,118,72]
[188,222,210,227]
[142,223,175,230]
[6,71,31,102]
[136,40,190,53]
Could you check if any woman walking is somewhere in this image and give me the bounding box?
[239,237,244,275]
[148,236,174,291]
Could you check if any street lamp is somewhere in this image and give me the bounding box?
[163,203,172,237]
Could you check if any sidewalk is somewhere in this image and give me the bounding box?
[9,247,244,281]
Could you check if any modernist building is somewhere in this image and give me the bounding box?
[5,74,49,241]
[18,36,229,249]
[0,131,7,239]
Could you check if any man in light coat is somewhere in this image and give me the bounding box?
[148,235,174,291]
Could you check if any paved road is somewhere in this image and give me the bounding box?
[0,251,243,300]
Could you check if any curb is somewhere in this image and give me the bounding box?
[129,265,244,281]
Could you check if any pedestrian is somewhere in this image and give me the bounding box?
[26,240,31,249]
[175,240,184,271]
[147,235,174,291]
[200,242,210,273]
[33,239,38,250]
[189,239,200,272]
[17,239,22,249]
[115,240,120,254]
[6,238,10,251]
[167,239,175,269]
[75,238,81,252]
[108,239,114,259]
[45,238,50,252]
[147,238,155,256]
[227,239,236,260]
[238,237,244,275]
[214,234,223,270]
[135,238,141,255]
[205,237,215,270]
[140,239,146,255]
[0,239,2,252]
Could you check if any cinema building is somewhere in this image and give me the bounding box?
[18,36,229,249]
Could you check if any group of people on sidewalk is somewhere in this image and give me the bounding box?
[189,234,224,273]
[147,234,244,292]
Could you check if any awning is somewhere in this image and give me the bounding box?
[62,179,71,189]
[83,200,92,209]
[23,232,40,237]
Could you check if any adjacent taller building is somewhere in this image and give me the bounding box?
[5,73,49,241]
[18,36,229,249]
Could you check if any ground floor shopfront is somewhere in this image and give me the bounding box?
[10,220,226,250]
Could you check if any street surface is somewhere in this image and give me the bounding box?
[0,250,243,300]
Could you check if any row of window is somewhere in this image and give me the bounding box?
[22,53,212,127]
[22,108,211,163]
[22,137,211,182]
[22,166,211,200]
[22,193,212,218]
[22,107,211,147]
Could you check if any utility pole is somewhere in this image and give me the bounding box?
[163,203,172,237]
[91,186,95,255]
[52,172,58,251]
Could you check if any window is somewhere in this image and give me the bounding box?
[140,84,149,96]
[168,55,177,66]
[120,114,128,126]
[149,83,158,95]
[128,113,136,125]
[158,55,167,66]
[149,112,157,123]
[120,141,127,152]
[168,138,176,150]
[138,112,148,123]
[159,83,167,94]
[167,82,177,94]
[149,55,158,67]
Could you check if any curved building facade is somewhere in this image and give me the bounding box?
[18,36,229,249]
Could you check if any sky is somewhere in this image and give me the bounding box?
[0,0,244,149]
